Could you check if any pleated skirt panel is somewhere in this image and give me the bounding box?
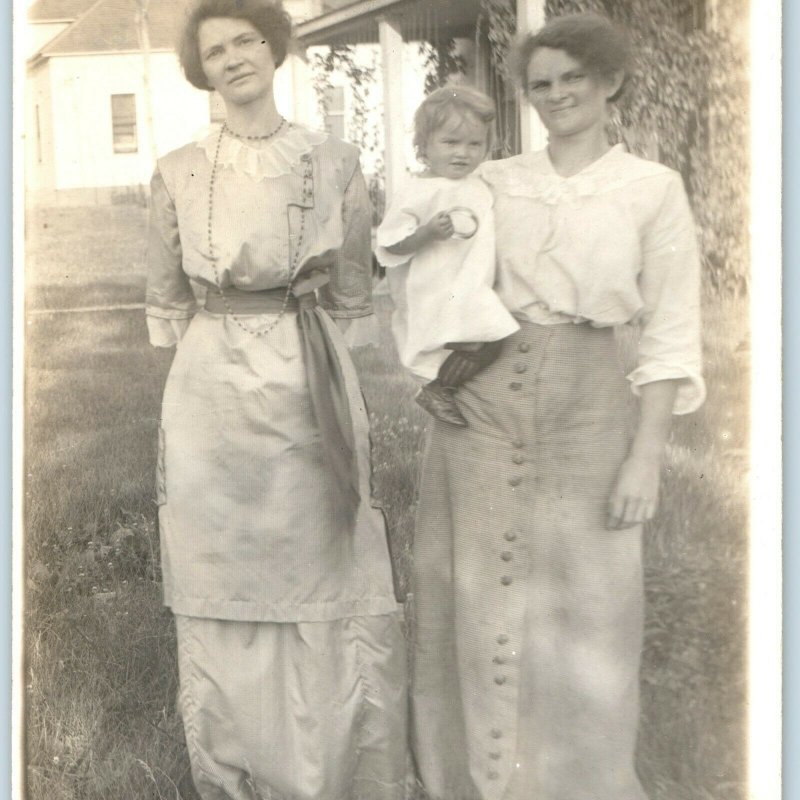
[412,320,649,800]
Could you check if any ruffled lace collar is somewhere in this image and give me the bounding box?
[540,142,626,179]
[482,143,641,205]
[197,124,328,179]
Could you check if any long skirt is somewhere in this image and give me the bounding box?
[175,611,408,800]
[412,320,649,800]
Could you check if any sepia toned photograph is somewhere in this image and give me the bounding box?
[17,0,775,798]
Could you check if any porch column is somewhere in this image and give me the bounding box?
[286,51,316,129]
[378,15,405,199]
[516,0,548,152]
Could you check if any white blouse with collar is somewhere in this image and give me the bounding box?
[479,144,705,415]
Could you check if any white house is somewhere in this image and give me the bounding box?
[24,0,324,205]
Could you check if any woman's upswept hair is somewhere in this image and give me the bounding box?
[179,0,293,91]
[413,85,496,161]
[513,13,630,102]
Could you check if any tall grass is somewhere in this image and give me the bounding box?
[24,205,748,799]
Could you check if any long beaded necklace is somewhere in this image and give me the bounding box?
[206,119,312,337]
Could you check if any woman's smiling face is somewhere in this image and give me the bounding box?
[525,47,619,139]
[198,17,276,106]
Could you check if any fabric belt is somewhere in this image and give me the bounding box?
[205,287,360,529]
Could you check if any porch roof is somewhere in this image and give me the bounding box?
[295,0,482,46]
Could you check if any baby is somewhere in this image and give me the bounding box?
[376,86,518,426]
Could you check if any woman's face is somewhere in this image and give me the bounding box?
[525,47,620,139]
[198,17,276,106]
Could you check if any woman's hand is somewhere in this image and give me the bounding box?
[423,211,455,241]
[606,379,680,531]
[606,454,661,530]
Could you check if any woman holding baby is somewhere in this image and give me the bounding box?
[397,12,705,800]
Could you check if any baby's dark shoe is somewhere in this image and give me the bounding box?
[415,385,467,427]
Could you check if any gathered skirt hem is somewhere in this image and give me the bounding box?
[176,610,409,800]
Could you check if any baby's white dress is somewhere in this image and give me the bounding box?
[376,174,519,381]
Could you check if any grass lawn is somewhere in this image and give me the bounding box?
[24,204,748,800]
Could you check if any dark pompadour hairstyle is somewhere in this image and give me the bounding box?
[179,0,293,91]
[513,13,630,102]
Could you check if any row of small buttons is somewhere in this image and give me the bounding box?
[485,340,531,783]
[487,624,513,777]
[508,343,532,489]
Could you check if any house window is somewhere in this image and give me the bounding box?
[323,85,346,139]
[111,94,138,153]
[209,92,226,124]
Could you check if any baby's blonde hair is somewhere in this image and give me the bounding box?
[413,85,496,162]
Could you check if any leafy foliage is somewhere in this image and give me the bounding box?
[311,45,385,223]
[475,0,521,156]
[419,39,467,94]
[311,45,378,153]
[477,0,518,85]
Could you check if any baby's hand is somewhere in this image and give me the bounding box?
[424,211,455,240]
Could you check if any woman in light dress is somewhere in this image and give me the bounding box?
[145,1,406,797]
[411,13,705,800]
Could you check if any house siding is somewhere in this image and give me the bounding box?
[28,50,308,203]
[46,52,208,192]
[25,62,58,200]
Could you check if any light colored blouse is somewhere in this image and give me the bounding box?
[479,144,705,414]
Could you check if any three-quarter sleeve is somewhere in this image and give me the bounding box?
[317,160,378,333]
[145,167,196,347]
[375,180,419,268]
[627,173,706,415]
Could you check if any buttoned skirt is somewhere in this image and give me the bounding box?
[412,320,649,800]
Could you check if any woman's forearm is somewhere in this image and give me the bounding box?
[607,379,679,528]
[628,379,680,462]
